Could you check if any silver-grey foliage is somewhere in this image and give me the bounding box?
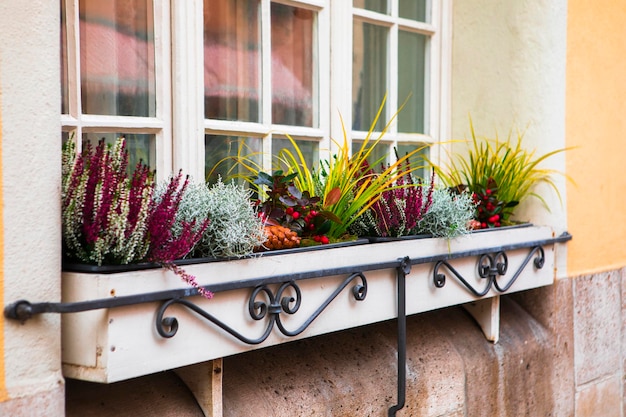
[416,187,476,239]
[169,178,266,258]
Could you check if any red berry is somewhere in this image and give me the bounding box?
[292,211,300,219]
[481,222,487,229]
[308,223,315,230]
[313,235,321,242]
[321,236,330,244]
[486,189,492,195]
[310,210,317,217]
[285,207,294,215]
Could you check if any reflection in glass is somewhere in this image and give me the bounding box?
[353,0,388,14]
[399,0,428,22]
[398,31,426,134]
[82,133,155,171]
[353,21,387,131]
[271,4,314,127]
[272,138,319,173]
[204,0,261,122]
[205,135,262,185]
[354,140,389,169]
[61,0,69,114]
[397,143,429,180]
[79,0,156,117]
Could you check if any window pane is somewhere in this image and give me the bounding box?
[79,0,156,117]
[353,0,388,14]
[399,0,428,22]
[398,31,426,133]
[272,138,319,174]
[205,135,262,185]
[271,4,315,127]
[61,0,69,114]
[204,0,261,122]
[353,21,387,131]
[82,133,155,171]
[397,143,429,180]
[354,140,389,169]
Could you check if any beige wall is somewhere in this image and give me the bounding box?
[566,0,626,275]
[0,0,64,414]
[450,0,569,243]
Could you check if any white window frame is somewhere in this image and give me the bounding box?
[330,0,451,166]
[62,0,450,180]
[61,0,173,179]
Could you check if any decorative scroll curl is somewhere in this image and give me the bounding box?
[433,246,545,296]
[156,272,368,344]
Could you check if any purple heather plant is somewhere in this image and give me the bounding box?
[349,160,435,238]
[62,137,212,299]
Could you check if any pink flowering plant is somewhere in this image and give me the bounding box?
[62,138,212,298]
[348,160,435,238]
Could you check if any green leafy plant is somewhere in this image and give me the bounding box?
[269,97,429,239]
[253,170,340,243]
[431,120,569,228]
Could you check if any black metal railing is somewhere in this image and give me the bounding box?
[4,231,572,416]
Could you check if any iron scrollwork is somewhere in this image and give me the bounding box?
[156,272,368,345]
[433,246,545,296]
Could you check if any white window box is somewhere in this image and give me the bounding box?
[60,225,563,383]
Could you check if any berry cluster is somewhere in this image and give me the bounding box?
[470,177,518,229]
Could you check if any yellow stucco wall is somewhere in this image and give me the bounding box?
[566,0,626,275]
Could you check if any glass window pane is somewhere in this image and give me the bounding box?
[204,0,261,122]
[397,143,429,179]
[354,140,389,170]
[82,133,155,171]
[79,0,156,117]
[353,21,387,131]
[399,0,428,22]
[272,138,319,174]
[398,31,426,134]
[205,135,262,185]
[61,0,69,114]
[271,4,315,127]
[353,0,388,14]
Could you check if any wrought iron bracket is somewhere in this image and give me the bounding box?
[433,245,546,296]
[155,272,368,344]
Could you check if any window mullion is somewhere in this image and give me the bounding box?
[261,0,273,172]
[153,0,173,178]
[330,1,353,156]
[171,0,204,180]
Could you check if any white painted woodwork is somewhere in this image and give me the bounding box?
[175,359,223,417]
[463,296,500,343]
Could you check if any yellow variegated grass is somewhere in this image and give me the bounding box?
[433,119,571,214]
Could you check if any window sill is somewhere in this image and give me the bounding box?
[56,225,565,383]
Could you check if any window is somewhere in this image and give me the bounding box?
[61,0,171,174]
[61,0,449,182]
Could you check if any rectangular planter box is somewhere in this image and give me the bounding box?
[62,225,561,383]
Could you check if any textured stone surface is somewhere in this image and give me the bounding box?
[222,299,558,417]
[573,271,622,385]
[0,384,64,417]
[575,375,622,417]
[511,278,576,417]
[66,373,204,417]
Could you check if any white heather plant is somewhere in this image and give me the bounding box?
[416,187,476,239]
[170,178,266,258]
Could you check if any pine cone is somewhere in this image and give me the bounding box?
[258,225,301,251]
